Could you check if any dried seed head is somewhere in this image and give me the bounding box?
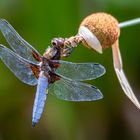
[78,12,120,51]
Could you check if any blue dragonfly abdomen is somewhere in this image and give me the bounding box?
[32,73,48,127]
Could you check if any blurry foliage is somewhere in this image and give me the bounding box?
[0,0,140,140]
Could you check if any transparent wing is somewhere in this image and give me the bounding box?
[112,40,140,109]
[0,18,41,63]
[0,45,38,85]
[49,76,103,101]
[54,60,106,81]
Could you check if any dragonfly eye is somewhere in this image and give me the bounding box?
[51,39,57,46]
[51,38,64,47]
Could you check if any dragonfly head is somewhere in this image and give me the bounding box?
[78,12,120,53]
[51,38,74,57]
[51,38,65,47]
[43,38,66,60]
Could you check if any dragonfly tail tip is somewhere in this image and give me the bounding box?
[32,122,37,128]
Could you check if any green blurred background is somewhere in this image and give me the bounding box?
[0,0,140,140]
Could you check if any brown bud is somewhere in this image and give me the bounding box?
[79,12,120,51]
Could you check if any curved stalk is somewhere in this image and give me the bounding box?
[119,18,140,28]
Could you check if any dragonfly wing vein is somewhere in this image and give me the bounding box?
[0,19,41,63]
[49,76,103,101]
[0,45,38,85]
[55,60,106,81]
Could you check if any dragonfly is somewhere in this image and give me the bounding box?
[0,18,106,127]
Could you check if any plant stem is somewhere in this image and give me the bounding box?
[119,18,140,28]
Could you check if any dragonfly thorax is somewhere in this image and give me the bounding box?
[40,57,51,74]
[44,38,75,59]
[40,57,60,83]
[43,47,59,60]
